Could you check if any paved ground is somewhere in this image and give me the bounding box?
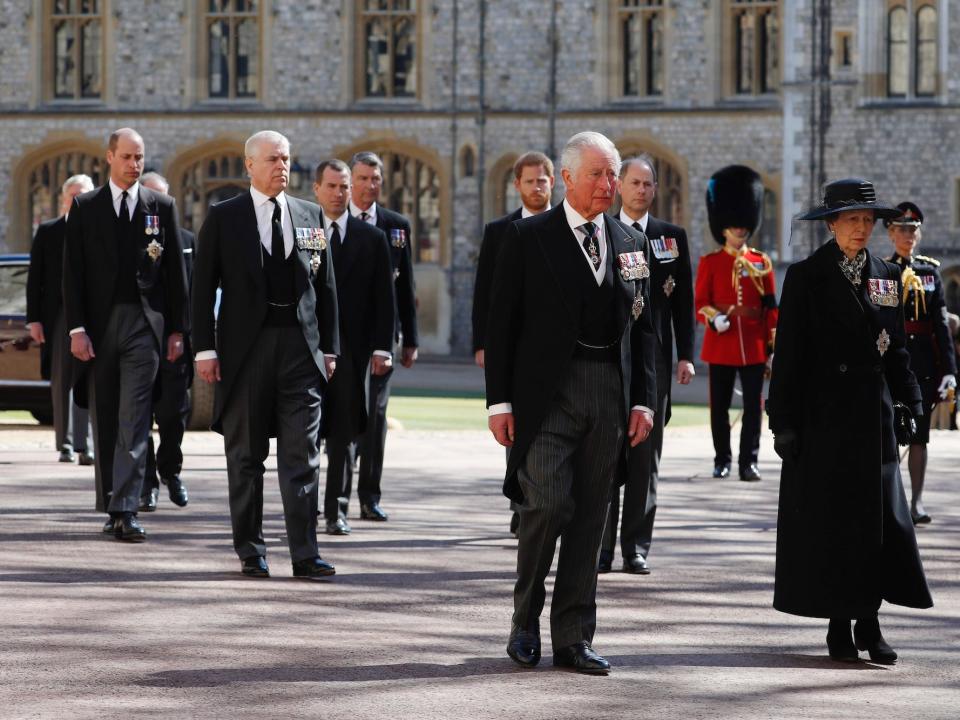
[1,421,958,719]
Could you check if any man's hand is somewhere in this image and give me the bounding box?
[474,349,485,368]
[676,360,695,385]
[371,354,393,376]
[166,332,184,363]
[489,412,515,447]
[401,346,418,368]
[324,355,337,380]
[627,409,654,447]
[196,358,221,384]
[70,331,95,362]
[28,323,45,345]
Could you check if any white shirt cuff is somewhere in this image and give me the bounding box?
[195,350,218,361]
[631,405,654,417]
[488,402,513,416]
[372,350,393,359]
[69,326,85,335]
[324,353,337,360]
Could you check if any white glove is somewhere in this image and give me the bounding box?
[712,314,730,333]
[937,374,957,399]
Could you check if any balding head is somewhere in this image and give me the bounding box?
[106,127,145,190]
[108,127,144,153]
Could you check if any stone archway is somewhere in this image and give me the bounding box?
[614,135,689,229]
[166,138,247,233]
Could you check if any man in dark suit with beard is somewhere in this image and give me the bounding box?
[63,128,188,542]
[26,173,94,465]
[192,131,339,579]
[600,155,696,575]
[472,151,555,537]
[486,131,657,675]
[315,159,395,535]
[348,151,418,522]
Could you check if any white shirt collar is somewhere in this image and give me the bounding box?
[109,178,139,209]
[619,209,648,233]
[563,198,603,234]
[521,203,549,219]
[249,185,286,210]
[350,200,377,223]
[324,210,349,236]
[563,199,607,283]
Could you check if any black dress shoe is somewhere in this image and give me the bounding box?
[117,516,147,543]
[623,555,650,575]
[59,447,76,463]
[506,626,541,668]
[911,506,932,525]
[241,556,270,578]
[826,618,859,662]
[139,487,159,512]
[553,642,611,675]
[739,464,762,482]
[712,463,731,478]
[163,476,189,507]
[325,517,351,535]
[360,503,388,521]
[78,451,95,466]
[597,551,613,574]
[102,518,117,534]
[854,617,897,664]
[292,556,336,579]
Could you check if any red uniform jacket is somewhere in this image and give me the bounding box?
[695,245,777,366]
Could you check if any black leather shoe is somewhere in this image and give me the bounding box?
[506,626,541,668]
[292,556,336,579]
[826,618,858,662]
[360,503,388,521]
[623,555,650,575]
[597,551,613,574]
[509,511,520,538]
[325,517,351,535]
[78,451,95,466]
[59,447,75,463]
[854,617,897,664]
[163,476,189,507]
[739,464,762,482]
[139,488,159,512]
[117,516,147,543]
[911,505,932,525]
[241,556,270,578]
[712,463,731,479]
[553,642,611,675]
[102,518,117,535]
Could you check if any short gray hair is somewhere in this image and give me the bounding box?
[244,130,290,158]
[619,154,658,183]
[62,173,94,194]
[560,132,621,179]
[349,151,384,173]
[140,171,169,193]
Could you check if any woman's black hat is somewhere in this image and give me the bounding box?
[797,178,901,221]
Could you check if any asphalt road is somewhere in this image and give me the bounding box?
[0,422,957,719]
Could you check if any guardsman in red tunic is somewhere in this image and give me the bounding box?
[885,201,957,525]
[695,165,777,481]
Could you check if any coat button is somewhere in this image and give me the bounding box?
[838,364,847,372]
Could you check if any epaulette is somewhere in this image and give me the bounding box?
[915,254,940,267]
[748,247,770,259]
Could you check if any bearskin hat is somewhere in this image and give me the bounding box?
[705,165,764,244]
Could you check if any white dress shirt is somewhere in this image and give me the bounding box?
[250,186,294,258]
[619,209,648,234]
[350,200,378,226]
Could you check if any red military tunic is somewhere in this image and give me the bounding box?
[695,245,778,366]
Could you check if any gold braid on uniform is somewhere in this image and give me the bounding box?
[901,266,927,321]
[731,248,774,296]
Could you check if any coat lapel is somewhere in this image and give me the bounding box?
[286,196,312,298]
[536,205,586,323]
[95,185,118,274]
[239,192,265,287]
[605,214,637,332]
[814,241,868,333]
[336,216,365,282]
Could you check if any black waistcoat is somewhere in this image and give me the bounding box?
[114,214,141,304]
[262,243,297,305]
[578,244,618,346]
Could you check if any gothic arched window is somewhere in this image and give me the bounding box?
[177,152,247,232]
[27,151,104,239]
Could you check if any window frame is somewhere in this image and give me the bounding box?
[200,0,262,102]
[884,0,940,100]
[615,0,665,100]
[45,0,105,102]
[354,0,421,102]
[724,0,781,98]
[914,3,938,97]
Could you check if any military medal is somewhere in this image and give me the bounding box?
[867,278,899,307]
[663,274,676,297]
[296,227,326,252]
[310,254,322,272]
[617,251,650,281]
[632,292,645,319]
[877,328,890,357]
[146,239,163,262]
[144,215,160,236]
[391,228,407,248]
[921,275,936,292]
[651,236,680,261]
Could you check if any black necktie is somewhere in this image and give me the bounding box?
[632,221,642,233]
[329,222,342,259]
[581,221,600,270]
[359,211,370,223]
[269,198,284,259]
[118,191,130,224]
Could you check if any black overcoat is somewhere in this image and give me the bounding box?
[767,240,932,618]
[26,216,67,379]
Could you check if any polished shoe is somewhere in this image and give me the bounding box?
[553,642,611,675]
[59,447,76,463]
[739,464,762,482]
[163,476,189,507]
[139,487,159,512]
[325,517,352,535]
[117,516,147,543]
[712,463,731,479]
[360,503,388,521]
[509,511,520,538]
[78,451,95,466]
[597,551,613,574]
[911,504,932,525]
[854,617,897,664]
[506,626,541,668]
[102,518,117,535]
[292,556,336,579]
[826,618,858,662]
[623,554,651,575]
[241,556,270,578]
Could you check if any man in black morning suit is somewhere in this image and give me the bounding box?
[63,128,188,542]
[139,172,192,513]
[26,173,94,465]
[314,159,395,535]
[485,132,657,675]
[193,131,339,579]
[472,151,555,536]
[349,151,418,522]
[601,155,696,575]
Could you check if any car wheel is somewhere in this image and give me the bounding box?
[31,410,54,425]
[187,376,216,431]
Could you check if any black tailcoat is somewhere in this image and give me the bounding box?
[374,205,418,348]
[191,191,339,433]
[26,216,67,379]
[768,240,931,618]
[472,207,523,352]
[484,204,657,503]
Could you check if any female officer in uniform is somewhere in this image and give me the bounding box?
[768,178,932,665]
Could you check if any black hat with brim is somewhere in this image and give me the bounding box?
[798,178,901,221]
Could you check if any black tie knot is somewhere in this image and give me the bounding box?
[359,211,369,222]
[632,221,642,232]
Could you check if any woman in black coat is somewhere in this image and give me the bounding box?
[767,179,932,664]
